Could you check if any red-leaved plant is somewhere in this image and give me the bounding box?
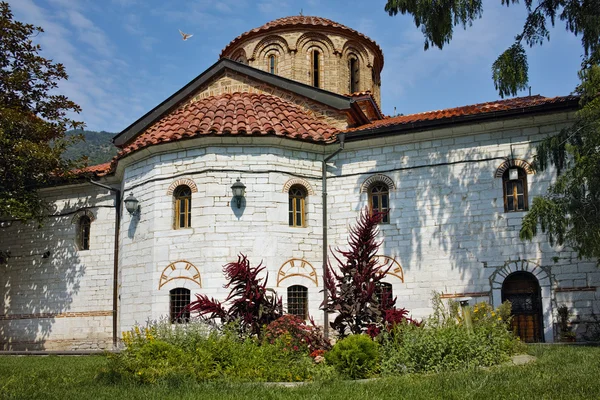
[263,314,331,353]
[185,254,283,337]
[322,208,393,337]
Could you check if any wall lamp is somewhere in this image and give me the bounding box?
[231,178,246,208]
[124,192,141,216]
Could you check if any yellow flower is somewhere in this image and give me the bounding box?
[498,317,502,321]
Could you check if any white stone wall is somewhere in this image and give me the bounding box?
[0,184,116,350]
[328,112,600,341]
[118,143,327,332]
[3,112,599,348]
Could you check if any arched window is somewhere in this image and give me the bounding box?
[503,167,528,212]
[289,185,306,227]
[77,215,91,251]
[369,183,389,223]
[268,54,277,74]
[375,282,394,309]
[311,50,320,87]
[170,288,190,323]
[349,56,359,93]
[173,185,192,229]
[287,285,308,320]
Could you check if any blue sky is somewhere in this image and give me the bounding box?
[10,0,584,133]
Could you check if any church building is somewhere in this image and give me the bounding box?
[1,16,598,350]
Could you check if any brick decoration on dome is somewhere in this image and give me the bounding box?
[220,15,384,65]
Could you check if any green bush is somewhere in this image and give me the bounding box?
[380,296,525,375]
[325,334,380,379]
[103,320,321,384]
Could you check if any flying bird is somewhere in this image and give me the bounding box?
[179,29,193,41]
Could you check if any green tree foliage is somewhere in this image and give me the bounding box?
[384,0,600,97]
[385,1,600,260]
[0,2,83,222]
[520,60,600,260]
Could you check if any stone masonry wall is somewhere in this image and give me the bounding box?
[118,144,326,332]
[328,112,600,342]
[222,29,382,105]
[0,184,116,350]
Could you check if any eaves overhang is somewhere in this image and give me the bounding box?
[113,59,354,147]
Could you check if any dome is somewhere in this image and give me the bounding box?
[219,16,384,106]
[220,16,384,66]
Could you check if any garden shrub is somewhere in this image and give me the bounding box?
[102,319,322,384]
[325,334,380,379]
[263,314,331,354]
[380,295,524,375]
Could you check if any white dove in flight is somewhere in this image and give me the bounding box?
[179,29,193,41]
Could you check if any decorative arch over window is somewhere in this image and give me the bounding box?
[295,32,336,55]
[167,178,198,195]
[502,167,528,212]
[251,35,291,60]
[170,288,190,323]
[360,174,396,193]
[372,255,404,282]
[282,178,314,195]
[159,260,202,289]
[289,185,307,227]
[173,185,192,229]
[71,210,95,251]
[230,48,248,64]
[495,159,535,178]
[277,258,318,287]
[287,285,308,320]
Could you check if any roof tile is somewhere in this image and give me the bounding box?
[117,92,339,158]
[344,95,578,133]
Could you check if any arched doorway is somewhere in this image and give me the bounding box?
[502,271,544,342]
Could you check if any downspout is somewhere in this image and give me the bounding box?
[89,180,121,349]
[322,132,345,339]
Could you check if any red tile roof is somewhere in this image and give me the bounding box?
[220,16,383,66]
[117,92,339,158]
[344,95,578,133]
[73,162,113,177]
[80,94,576,178]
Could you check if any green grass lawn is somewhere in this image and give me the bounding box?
[1,345,598,400]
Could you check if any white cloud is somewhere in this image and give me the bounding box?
[6,0,138,132]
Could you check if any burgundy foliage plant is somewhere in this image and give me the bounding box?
[322,208,394,337]
[185,254,283,337]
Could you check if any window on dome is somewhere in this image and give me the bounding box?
[268,54,277,74]
[369,183,390,223]
[311,50,320,87]
[77,215,91,251]
[287,285,308,320]
[289,185,306,227]
[173,185,192,229]
[170,288,190,323]
[503,167,528,212]
[349,57,359,93]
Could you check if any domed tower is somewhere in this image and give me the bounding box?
[220,16,384,107]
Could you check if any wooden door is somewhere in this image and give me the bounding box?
[502,272,544,342]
